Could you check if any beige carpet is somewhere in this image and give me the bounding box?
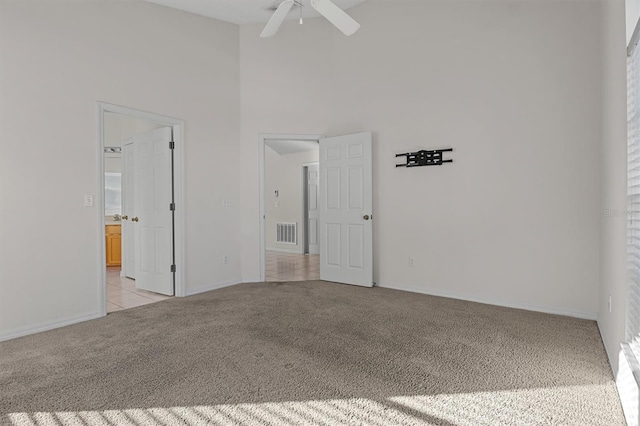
[0,281,625,425]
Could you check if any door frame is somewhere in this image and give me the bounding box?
[302,162,320,255]
[258,133,323,282]
[97,102,186,317]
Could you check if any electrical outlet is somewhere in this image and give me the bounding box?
[84,194,94,207]
[409,257,416,267]
[609,295,612,313]
[223,255,229,264]
[223,199,231,207]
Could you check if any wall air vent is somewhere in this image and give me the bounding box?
[276,222,297,245]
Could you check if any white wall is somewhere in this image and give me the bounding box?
[240,0,603,318]
[0,0,618,342]
[0,1,241,340]
[265,147,319,253]
[599,0,633,375]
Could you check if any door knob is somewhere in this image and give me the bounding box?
[132,217,139,222]
[363,215,370,221]
[122,215,128,220]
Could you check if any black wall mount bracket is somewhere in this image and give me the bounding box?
[396,148,453,168]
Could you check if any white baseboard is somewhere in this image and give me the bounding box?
[185,280,242,297]
[598,319,619,375]
[0,312,103,343]
[242,275,262,284]
[266,247,303,255]
[377,283,598,320]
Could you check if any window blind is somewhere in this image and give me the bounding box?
[628,45,640,351]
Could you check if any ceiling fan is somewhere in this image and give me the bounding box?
[261,0,361,38]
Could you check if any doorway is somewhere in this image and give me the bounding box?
[259,132,374,287]
[98,103,185,316]
[260,135,322,282]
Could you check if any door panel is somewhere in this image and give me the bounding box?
[348,166,364,209]
[326,224,341,266]
[348,224,364,268]
[326,168,341,209]
[319,132,373,287]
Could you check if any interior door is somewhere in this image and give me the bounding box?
[307,164,320,255]
[122,141,135,279]
[133,127,174,296]
[319,132,373,287]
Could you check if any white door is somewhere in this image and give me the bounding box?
[319,132,373,287]
[133,127,174,296]
[122,141,135,279]
[307,164,320,255]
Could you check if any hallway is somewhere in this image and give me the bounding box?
[265,251,320,282]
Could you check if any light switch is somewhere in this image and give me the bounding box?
[84,194,94,207]
[223,199,231,207]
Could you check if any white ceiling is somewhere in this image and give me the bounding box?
[266,139,319,155]
[144,0,368,25]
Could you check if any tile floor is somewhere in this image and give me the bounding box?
[106,267,172,313]
[265,251,320,282]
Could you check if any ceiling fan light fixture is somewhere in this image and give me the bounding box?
[261,0,360,38]
[299,1,303,24]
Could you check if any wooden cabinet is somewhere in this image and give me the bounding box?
[106,225,122,267]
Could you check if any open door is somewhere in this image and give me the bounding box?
[132,127,175,296]
[319,132,373,287]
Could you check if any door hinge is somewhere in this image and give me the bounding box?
[171,264,176,273]
[169,141,175,150]
[170,203,176,211]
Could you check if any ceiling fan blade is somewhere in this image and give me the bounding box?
[260,0,296,38]
[310,0,360,36]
